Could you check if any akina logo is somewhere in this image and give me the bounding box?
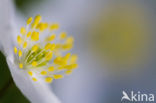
[121,91,154,102]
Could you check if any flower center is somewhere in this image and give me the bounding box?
[13,15,78,83]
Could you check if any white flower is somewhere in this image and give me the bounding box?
[0,0,78,103]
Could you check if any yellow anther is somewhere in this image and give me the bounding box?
[45,51,53,61]
[70,54,78,64]
[31,15,41,28]
[34,15,41,23]
[46,34,56,41]
[65,70,72,75]
[54,57,61,64]
[32,77,37,81]
[20,27,26,35]
[18,50,22,57]
[19,63,23,69]
[32,61,37,67]
[32,45,39,52]
[31,23,36,28]
[17,35,22,44]
[28,71,33,76]
[65,64,78,69]
[40,71,47,75]
[14,47,17,54]
[23,41,27,49]
[55,44,62,49]
[49,23,59,30]
[27,32,31,38]
[60,32,67,39]
[64,53,71,60]
[27,17,33,25]
[53,74,63,79]
[66,37,74,43]
[57,66,65,70]
[31,31,39,41]
[44,22,48,29]
[45,77,53,83]
[50,44,55,51]
[62,44,73,50]
[37,22,48,31]
[54,57,67,65]
[36,23,43,31]
[44,43,51,50]
[48,66,54,72]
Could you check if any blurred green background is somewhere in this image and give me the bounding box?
[0,51,29,103]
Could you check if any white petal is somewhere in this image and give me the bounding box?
[0,1,61,102]
[7,55,61,103]
[0,0,15,55]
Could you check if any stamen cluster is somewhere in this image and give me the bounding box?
[13,15,78,83]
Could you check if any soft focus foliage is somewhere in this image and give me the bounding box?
[0,51,29,103]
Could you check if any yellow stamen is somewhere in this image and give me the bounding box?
[70,54,78,64]
[46,34,56,41]
[32,61,37,67]
[54,57,67,65]
[49,23,59,30]
[28,71,33,76]
[32,77,37,81]
[34,15,41,23]
[50,44,55,51]
[62,44,73,50]
[19,63,23,69]
[31,15,41,28]
[17,35,22,44]
[23,42,27,49]
[20,27,26,35]
[14,47,17,54]
[27,32,31,38]
[55,44,62,49]
[53,74,63,79]
[64,53,71,60]
[45,77,53,83]
[48,66,54,72]
[27,17,33,25]
[66,37,74,43]
[18,50,22,57]
[32,45,39,52]
[40,71,47,75]
[65,70,72,75]
[65,64,78,69]
[44,43,51,50]
[37,22,48,31]
[57,66,64,70]
[14,15,78,84]
[45,51,53,61]
[31,31,39,41]
[60,32,67,39]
